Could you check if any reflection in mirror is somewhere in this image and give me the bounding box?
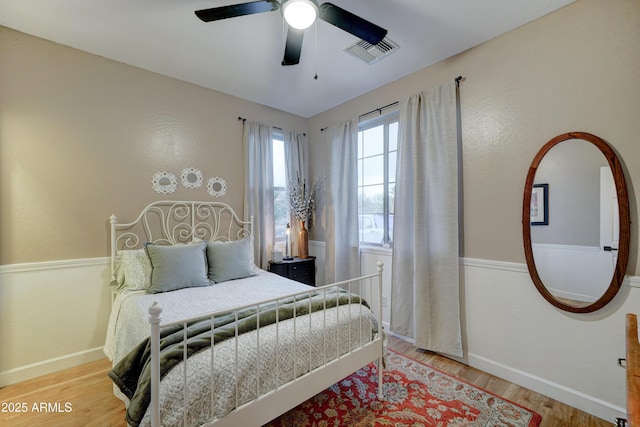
[523,132,630,313]
[530,139,613,308]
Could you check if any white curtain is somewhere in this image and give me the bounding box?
[390,81,462,357]
[324,118,360,284]
[243,120,274,269]
[284,130,309,185]
[284,130,309,255]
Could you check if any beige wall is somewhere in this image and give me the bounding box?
[0,26,308,265]
[308,0,640,418]
[308,0,640,276]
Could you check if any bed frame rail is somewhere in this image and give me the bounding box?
[148,262,385,427]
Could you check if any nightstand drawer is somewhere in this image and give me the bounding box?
[268,257,316,286]
[289,264,312,283]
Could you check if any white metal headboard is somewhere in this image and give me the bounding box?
[110,200,253,276]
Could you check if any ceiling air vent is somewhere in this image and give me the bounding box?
[344,37,399,64]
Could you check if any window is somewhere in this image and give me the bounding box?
[272,134,289,243]
[358,112,398,247]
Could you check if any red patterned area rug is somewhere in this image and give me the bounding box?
[266,349,542,427]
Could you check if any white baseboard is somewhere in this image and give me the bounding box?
[0,347,106,387]
[467,352,625,423]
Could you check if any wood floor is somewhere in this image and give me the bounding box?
[0,336,612,426]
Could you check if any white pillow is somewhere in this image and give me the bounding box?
[112,249,153,293]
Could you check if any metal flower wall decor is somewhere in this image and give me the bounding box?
[207,176,227,198]
[152,171,178,194]
[152,167,226,198]
[180,167,203,189]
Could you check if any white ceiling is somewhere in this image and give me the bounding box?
[0,0,575,118]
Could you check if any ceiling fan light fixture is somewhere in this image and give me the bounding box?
[282,0,318,30]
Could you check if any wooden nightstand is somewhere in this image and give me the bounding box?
[268,256,316,286]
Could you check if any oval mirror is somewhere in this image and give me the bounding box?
[523,132,630,313]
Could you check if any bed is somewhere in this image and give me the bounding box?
[105,200,384,427]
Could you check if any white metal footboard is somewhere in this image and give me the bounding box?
[147,262,384,427]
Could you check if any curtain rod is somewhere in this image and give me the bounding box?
[320,75,464,132]
[358,101,399,120]
[238,117,306,136]
[319,101,398,132]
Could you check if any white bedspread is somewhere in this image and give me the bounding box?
[140,303,376,427]
[104,270,311,364]
[105,269,379,427]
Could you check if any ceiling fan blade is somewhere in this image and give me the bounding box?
[318,2,387,45]
[195,1,279,23]
[282,26,305,66]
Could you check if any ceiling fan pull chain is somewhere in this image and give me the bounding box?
[282,13,286,48]
[314,20,318,80]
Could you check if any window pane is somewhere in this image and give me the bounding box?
[362,155,384,186]
[357,114,398,247]
[361,185,384,214]
[274,188,289,239]
[362,126,384,157]
[273,137,287,241]
[273,139,286,188]
[359,193,384,245]
[389,122,398,151]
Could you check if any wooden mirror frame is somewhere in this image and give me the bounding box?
[522,132,631,313]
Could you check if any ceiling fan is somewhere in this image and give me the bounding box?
[195,0,388,66]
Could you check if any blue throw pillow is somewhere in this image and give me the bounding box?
[206,238,256,283]
[145,241,210,293]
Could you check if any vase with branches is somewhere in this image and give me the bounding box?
[287,175,324,258]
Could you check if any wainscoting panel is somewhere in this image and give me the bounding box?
[360,247,392,329]
[0,258,112,386]
[531,243,614,302]
[463,257,637,422]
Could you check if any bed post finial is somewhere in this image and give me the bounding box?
[149,301,163,320]
[376,260,384,274]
